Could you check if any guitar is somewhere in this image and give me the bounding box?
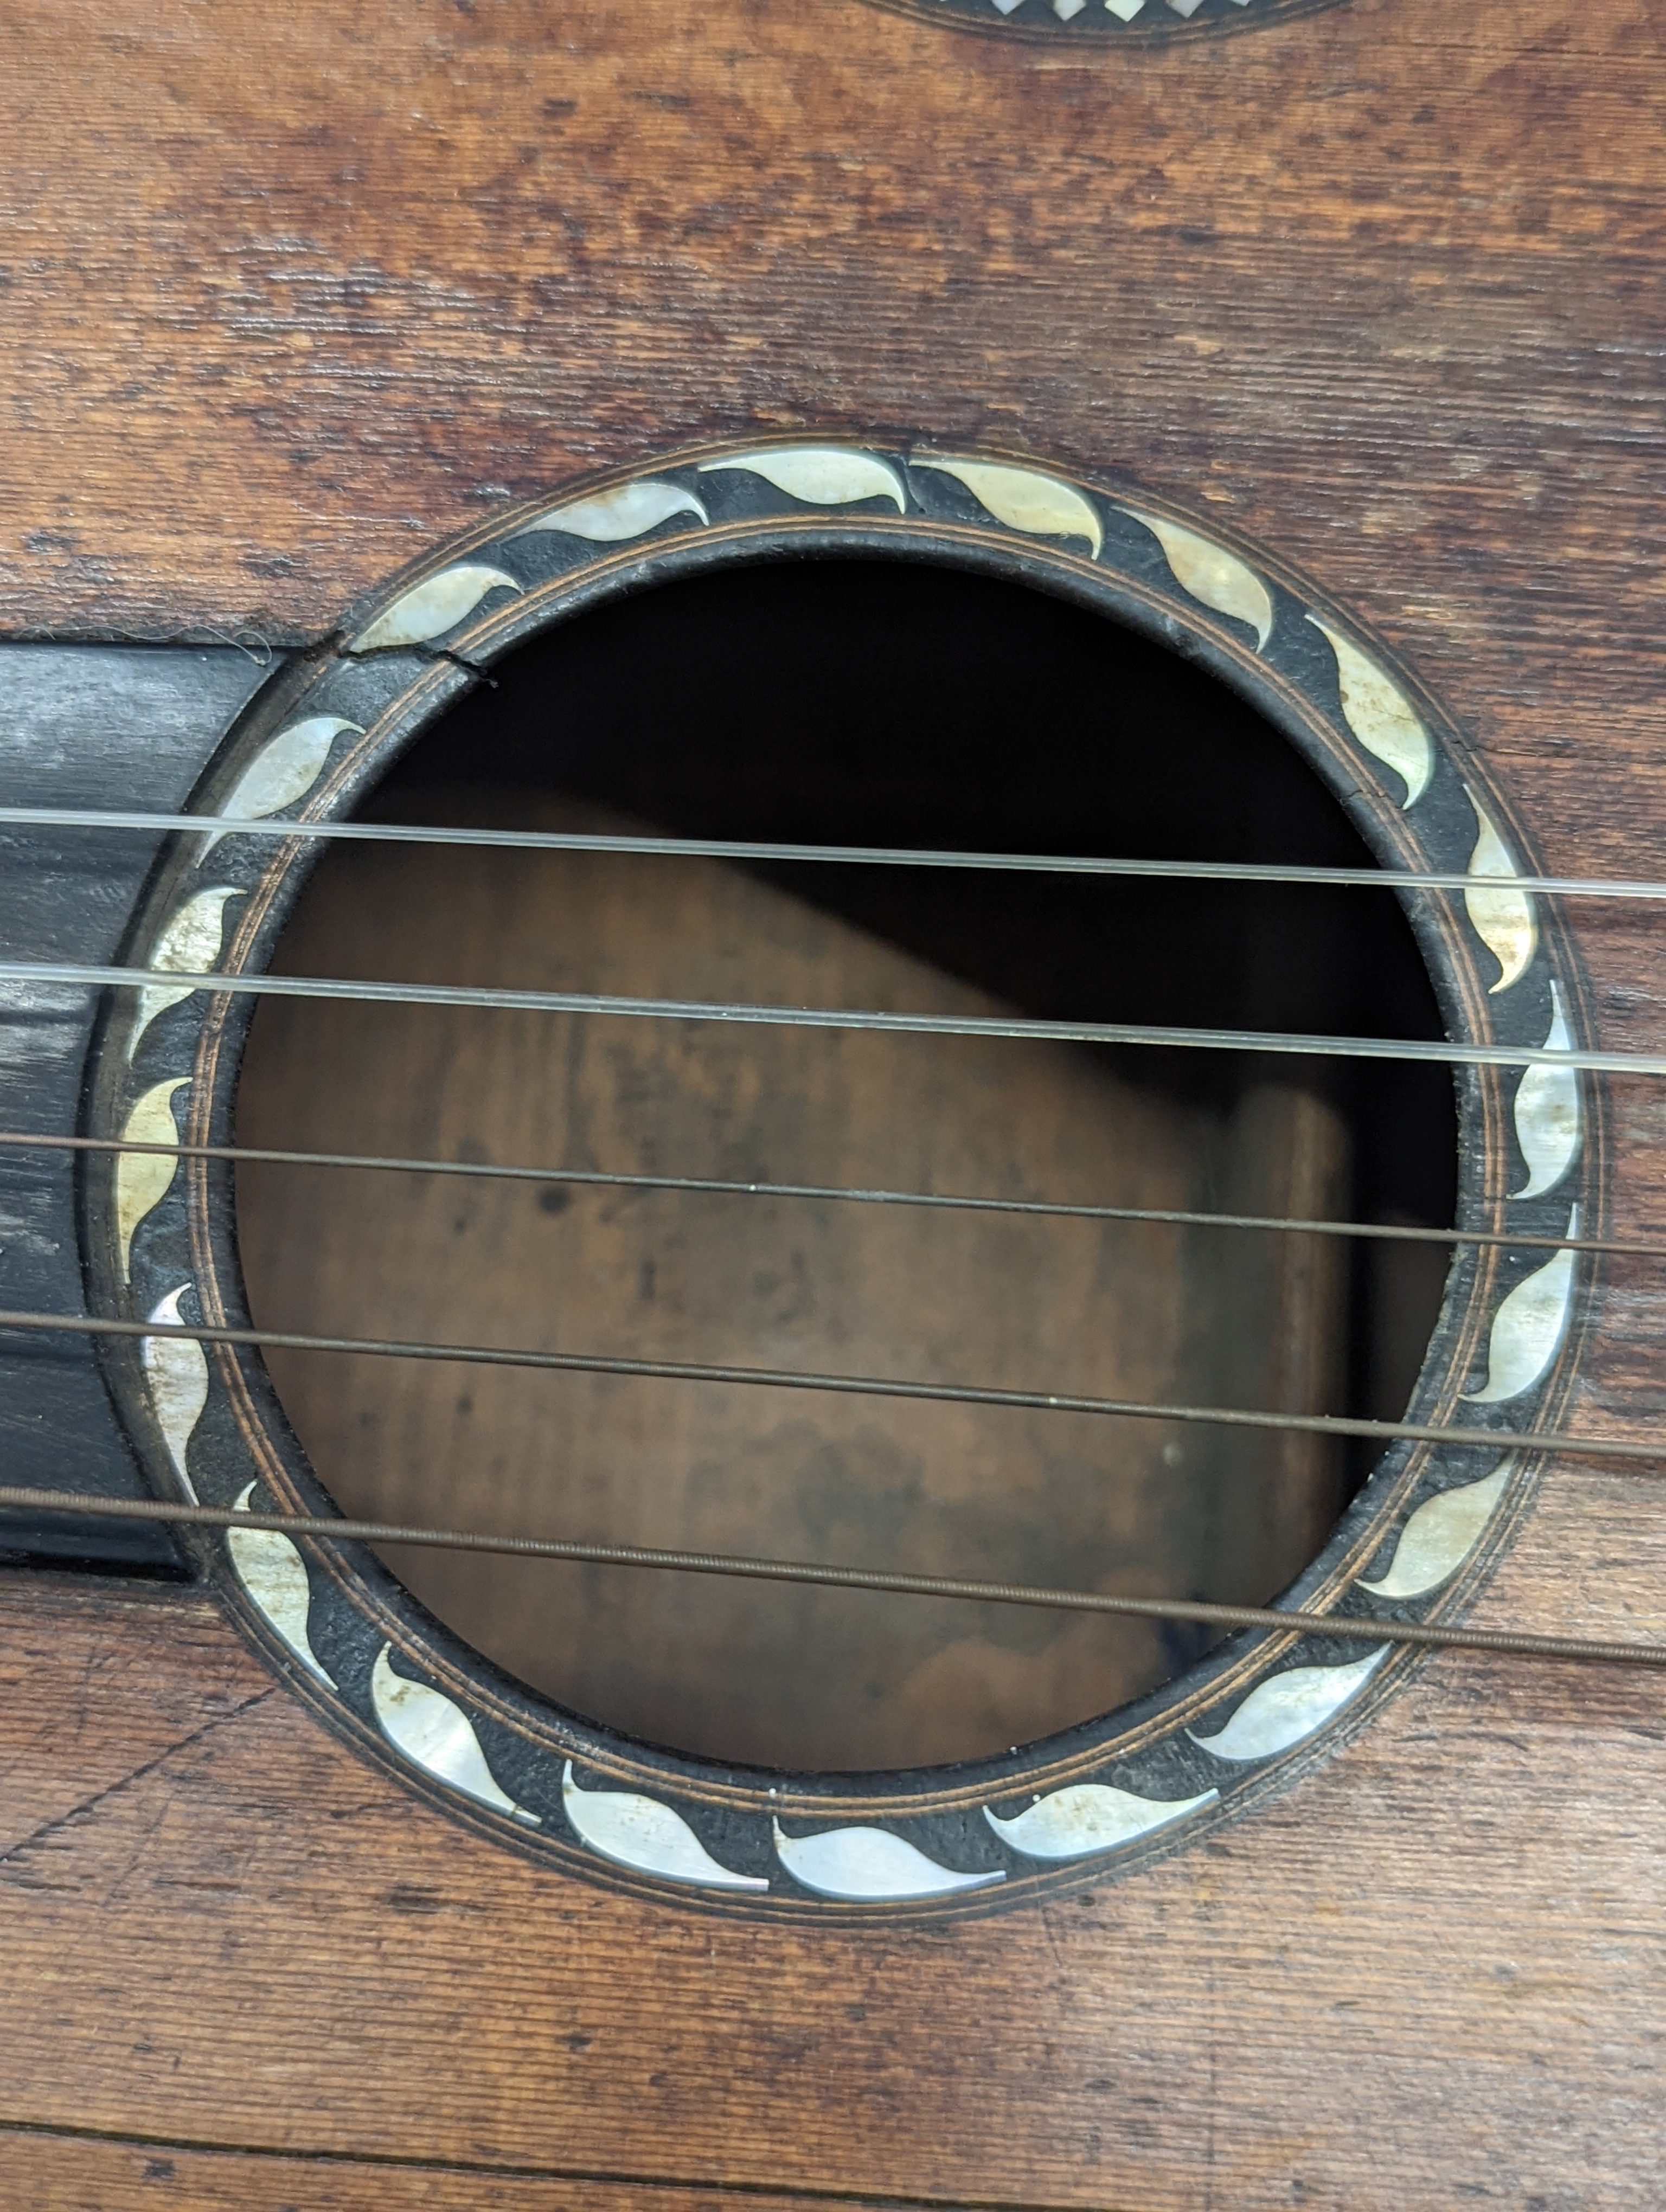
[2,0,1661,2203]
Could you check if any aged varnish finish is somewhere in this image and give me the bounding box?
[2,0,1663,2203]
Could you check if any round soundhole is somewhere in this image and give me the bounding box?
[233,560,1453,1771]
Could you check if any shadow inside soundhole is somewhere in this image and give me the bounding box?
[235,560,1455,1772]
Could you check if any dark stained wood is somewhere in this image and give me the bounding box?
[0,646,271,1567]
[0,1558,1661,2208]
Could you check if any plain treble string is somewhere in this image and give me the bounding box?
[2,959,1662,1077]
[0,1305,1659,1465]
[8,802,1666,903]
[0,1481,1658,1671]
[0,1129,1650,1263]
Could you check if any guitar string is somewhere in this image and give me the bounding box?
[2,1306,1657,1464]
[10,828,1658,1671]
[5,959,1663,1076]
[9,801,1666,902]
[0,1482,1659,1671]
[1,1129,1651,1263]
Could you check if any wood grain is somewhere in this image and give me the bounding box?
[1,0,1662,714]
[5,0,1666,2195]
[0,1558,1660,2208]
[0,2127,905,2212]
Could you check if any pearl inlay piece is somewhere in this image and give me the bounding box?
[562,1765,768,1891]
[371,1647,540,1824]
[985,1782,1218,1860]
[511,479,708,543]
[227,1483,336,1686]
[1513,983,1581,1199]
[1120,507,1273,648]
[914,457,1104,557]
[116,1078,187,1281]
[1189,1648,1389,1763]
[128,886,241,1057]
[202,717,361,855]
[772,1821,1003,1901]
[1464,790,1537,994]
[699,447,907,512]
[1465,1210,1579,1404]
[349,566,521,654]
[1360,1465,1512,1599]
[1305,616,1432,809]
[142,1286,207,1502]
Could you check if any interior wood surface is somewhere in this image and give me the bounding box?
[235,796,1348,1770]
[5,0,1666,2196]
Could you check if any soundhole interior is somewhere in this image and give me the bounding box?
[234,561,1455,1772]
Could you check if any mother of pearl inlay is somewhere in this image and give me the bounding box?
[1188,1648,1389,1763]
[772,1821,1002,1901]
[984,1782,1218,1861]
[561,1765,767,1891]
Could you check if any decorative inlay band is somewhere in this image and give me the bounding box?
[871,0,1350,42]
[89,433,1594,1924]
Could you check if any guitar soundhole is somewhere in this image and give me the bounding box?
[232,558,1454,1772]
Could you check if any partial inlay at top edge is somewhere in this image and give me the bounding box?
[867,0,1348,42]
